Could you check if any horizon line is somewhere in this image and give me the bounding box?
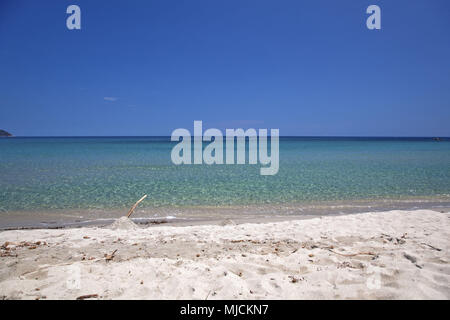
[3,135,449,139]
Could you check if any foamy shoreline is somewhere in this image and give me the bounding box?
[0,209,449,299]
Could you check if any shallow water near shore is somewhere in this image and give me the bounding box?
[1,137,450,229]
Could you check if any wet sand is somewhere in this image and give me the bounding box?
[1,198,450,230]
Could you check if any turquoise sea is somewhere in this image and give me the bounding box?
[0,137,449,228]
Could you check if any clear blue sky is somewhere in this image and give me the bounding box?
[1,0,449,136]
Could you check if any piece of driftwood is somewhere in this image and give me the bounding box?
[420,243,442,251]
[328,249,376,257]
[126,195,147,218]
[105,249,118,262]
[76,294,98,300]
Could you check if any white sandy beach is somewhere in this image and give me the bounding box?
[0,209,449,300]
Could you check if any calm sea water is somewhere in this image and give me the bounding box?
[0,137,449,227]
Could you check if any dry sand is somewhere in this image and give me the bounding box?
[0,209,449,299]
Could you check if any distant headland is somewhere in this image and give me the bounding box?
[0,129,13,137]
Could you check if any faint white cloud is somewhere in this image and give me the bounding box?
[104,97,118,102]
